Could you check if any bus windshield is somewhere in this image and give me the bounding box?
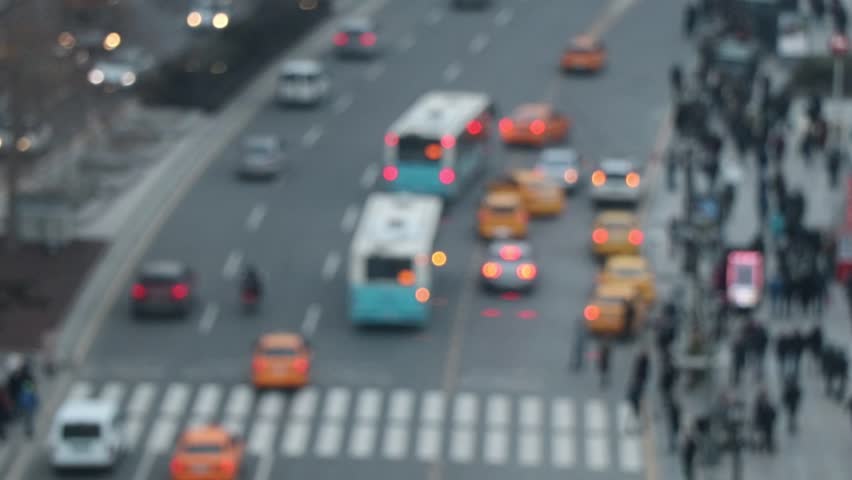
[367,256,413,282]
[398,135,444,165]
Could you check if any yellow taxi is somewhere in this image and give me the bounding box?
[598,255,656,305]
[169,426,245,480]
[583,282,644,336]
[591,210,643,256]
[488,170,565,217]
[478,191,529,239]
[561,35,606,72]
[499,103,571,147]
[251,333,312,389]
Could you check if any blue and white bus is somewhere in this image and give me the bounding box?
[382,91,494,198]
[348,192,443,326]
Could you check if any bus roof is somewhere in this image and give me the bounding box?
[389,91,492,140]
[350,192,443,259]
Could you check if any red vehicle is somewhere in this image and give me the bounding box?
[835,177,852,281]
[726,250,763,310]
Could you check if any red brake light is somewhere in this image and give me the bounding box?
[291,357,309,373]
[170,459,186,476]
[440,134,456,149]
[439,167,455,185]
[333,32,349,46]
[628,229,644,245]
[592,228,608,244]
[529,119,546,135]
[591,170,606,186]
[252,357,268,372]
[467,120,483,135]
[481,262,503,279]
[359,32,376,46]
[499,118,514,134]
[584,305,600,321]
[383,165,398,181]
[516,263,537,280]
[519,210,529,223]
[171,283,189,300]
[131,283,146,300]
[218,458,236,474]
[499,245,522,261]
[384,132,399,146]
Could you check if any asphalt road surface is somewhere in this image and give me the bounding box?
[21,0,688,479]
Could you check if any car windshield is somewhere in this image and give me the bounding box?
[611,267,642,278]
[263,347,298,357]
[244,140,275,153]
[541,152,575,166]
[183,443,224,454]
[61,423,101,439]
[603,220,631,229]
[282,72,320,82]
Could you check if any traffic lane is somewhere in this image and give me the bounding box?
[23,453,139,480]
[267,454,429,480]
[145,452,261,480]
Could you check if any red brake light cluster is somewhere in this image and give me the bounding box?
[170,459,187,476]
[218,458,236,475]
[291,357,310,373]
[384,132,399,147]
[481,262,502,279]
[499,245,522,261]
[592,228,608,244]
[131,283,146,300]
[252,357,268,372]
[467,120,483,135]
[529,119,546,135]
[440,134,456,149]
[516,264,537,280]
[359,32,376,47]
[171,283,189,300]
[628,229,644,245]
[383,165,398,181]
[439,167,455,185]
[333,32,349,46]
[584,305,600,321]
[499,118,514,134]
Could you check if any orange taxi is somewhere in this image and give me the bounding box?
[169,426,245,480]
[583,282,645,337]
[499,103,571,147]
[591,210,643,257]
[561,35,606,72]
[251,332,312,389]
[488,170,565,217]
[478,191,529,239]
[598,255,657,305]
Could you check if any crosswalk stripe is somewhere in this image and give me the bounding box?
[354,388,382,421]
[453,392,478,426]
[68,381,93,400]
[585,399,608,432]
[420,390,444,424]
[161,383,191,417]
[381,424,409,459]
[291,388,319,419]
[281,420,311,457]
[551,432,575,468]
[123,418,146,450]
[257,392,286,418]
[552,397,575,430]
[191,383,223,418]
[586,436,609,471]
[483,429,509,465]
[485,394,510,428]
[617,404,642,472]
[415,424,442,461]
[388,389,415,422]
[315,423,345,458]
[449,427,475,463]
[224,384,254,418]
[323,387,351,421]
[147,418,179,453]
[99,381,126,405]
[348,423,377,459]
[126,383,157,416]
[519,396,543,429]
[247,420,277,455]
[518,430,542,467]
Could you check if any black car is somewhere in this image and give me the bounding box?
[130,261,196,317]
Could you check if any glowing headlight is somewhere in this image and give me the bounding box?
[187,11,202,28]
[88,69,105,85]
[212,13,229,29]
[120,71,136,86]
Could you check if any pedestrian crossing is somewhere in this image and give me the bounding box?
[63,380,644,472]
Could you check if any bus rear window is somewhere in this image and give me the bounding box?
[367,257,413,281]
[735,265,753,284]
[398,136,442,165]
[62,423,101,439]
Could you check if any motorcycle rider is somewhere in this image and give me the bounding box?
[242,264,263,301]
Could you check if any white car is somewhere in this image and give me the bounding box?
[276,60,330,106]
[777,13,809,61]
[49,399,124,469]
[87,46,156,92]
[590,158,642,205]
[237,135,286,179]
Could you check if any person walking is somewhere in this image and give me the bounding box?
[659,353,679,403]
[597,342,611,388]
[681,426,698,480]
[665,397,682,452]
[782,376,803,434]
[17,379,39,438]
[631,347,651,390]
[789,328,806,379]
[0,384,12,441]
[753,389,778,453]
[747,319,769,380]
[775,329,791,377]
[732,333,747,386]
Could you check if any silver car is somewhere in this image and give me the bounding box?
[590,157,642,205]
[87,46,156,92]
[535,148,584,192]
[277,59,330,106]
[480,240,538,293]
[237,135,285,179]
[333,17,380,58]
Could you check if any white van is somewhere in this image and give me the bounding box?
[49,399,123,469]
[277,59,330,106]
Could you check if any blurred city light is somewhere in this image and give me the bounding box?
[431,251,447,267]
[187,11,202,28]
[103,32,121,51]
[212,13,229,29]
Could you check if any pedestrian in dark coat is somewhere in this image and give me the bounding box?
[807,323,824,364]
[684,3,698,37]
[0,385,12,440]
[782,376,803,434]
[789,329,806,379]
[665,398,682,452]
[627,381,644,426]
[749,320,769,379]
[659,354,679,402]
[827,147,843,188]
[17,379,38,437]
[732,334,747,386]
[681,428,698,480]
[775,331,791,376]
[753,389,778,453]
[631,348,651,390]
[598,342,611,388]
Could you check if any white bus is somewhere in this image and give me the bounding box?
[348,192,443,326]
[382,90,495,198]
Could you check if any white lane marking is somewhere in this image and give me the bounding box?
[348,423,377,458]
[361,163,378,188]
[355,388,382,421]
[469,33,489,54]
[291,387,319,419]
[485,394,510,427]
[127,382,157,416]
[224,384,254,418]
[552,433,576,468]
[245,203,267,232]
[323,387,351,420]
[518,430,543,466]
[99,381,126,405]
[198,303,220,334]
[494,7,514,26]
[381,424,409,459]
[618,403,643,471]
[302,303,322,338]
[191,383,223,419]
[586,435,609,471]
[302,124,323,148]
[443,61,462,83]
[257,392,285,418]
[315,423,344,458]
[552,397,575,430]
[519,396,543,429]
[587,0,638,39]
[341,204,360,233]
[252,455,275,480]
[617,401,638,432]
[365,62,385,81]
[147,417,178,452]
[332,94,353,115]
[449,427,475,463]
[223,250,243,279]
[281,420,311,457]
[388,389,415,422]
[123,418,145,450]
[483,429,509,464]
[420,390,445,423]
[248,420,277,455]
[425,8,443,25]
[131,452,156,480]
[321,251,341,281]
[416,424,442,461]
[398,33,416,52]
[68,381,92,399]
[585,399,608,431]
[161,383,191,417]
[453,392,478,426]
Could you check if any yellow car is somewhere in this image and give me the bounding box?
[583,282,645,336]
[478,191,529,239]
[591,210,643,256]
[488,170,565,217]
[598,255,656,305]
